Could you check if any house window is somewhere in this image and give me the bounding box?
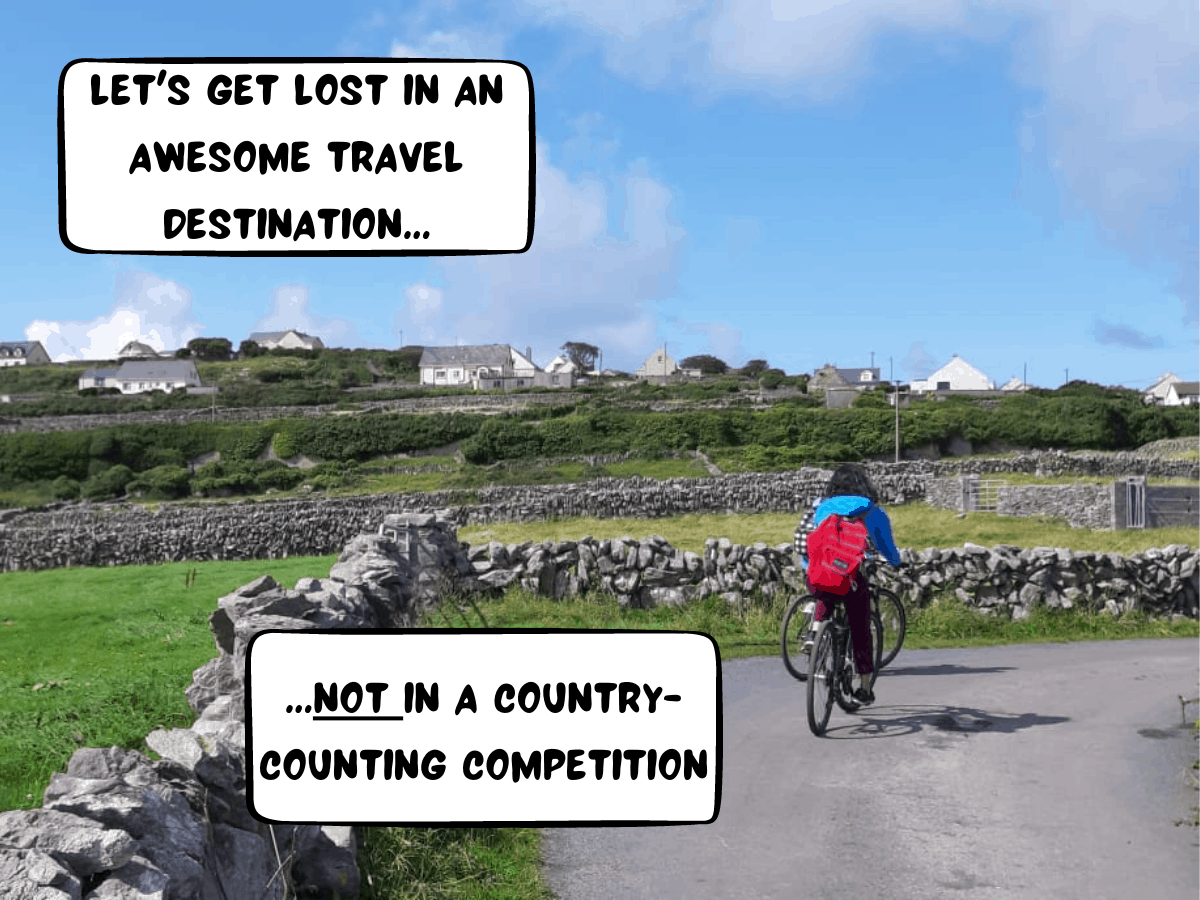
[493,381,501,388]
[123,382,131,390]
[551,375,560,385]
[435,370,446,379]
[516,379,525,386]
[936,381,950,391]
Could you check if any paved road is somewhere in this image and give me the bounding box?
[542,639,1199,900]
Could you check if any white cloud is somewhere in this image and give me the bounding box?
[24,270,205,361]
[392,138,690,369]
[250,285,366,348]
[517,0,1199,323]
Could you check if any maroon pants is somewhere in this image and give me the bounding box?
[805,572,874,676]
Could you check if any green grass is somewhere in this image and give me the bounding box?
[1,508,1197,896]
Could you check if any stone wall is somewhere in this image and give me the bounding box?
[461,530,1198,621]
[0,513,470,900]
[1,452,1196,572]
[927,473,1200,530]
[0,392,578,435]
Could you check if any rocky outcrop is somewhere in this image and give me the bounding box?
[0,513,456,900]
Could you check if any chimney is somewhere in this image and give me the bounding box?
[526,346,532,361]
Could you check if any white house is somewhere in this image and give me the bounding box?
[77,367,122,390]
[247,329,325,351]
[1163,381,1200,407]
[117,340,163,359]
[111,360,202,394]
[1144,372,1181,405]
[635,349,678,378]
[0,341,50,367]
[418,344,538,388]
[544,355,581,376]
[910,355,995,393]
[1000,377,1031,392]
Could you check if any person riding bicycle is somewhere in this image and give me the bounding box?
[794,463,901,705]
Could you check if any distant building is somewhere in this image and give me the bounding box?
[910,355,995,393]
[418,344,545,389]
[0,341,50,367]
[77,367,122,390]
[635,349,677,379]
[117,340,163,359]
[1163,381,1199,407]
[809,364,852,391]
[247,329,325,351]
[79,360,203,394]
[544,355,581,376]
[1000,377,1031,392]
[1144,372,1181,405]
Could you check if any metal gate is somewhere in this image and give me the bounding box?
[969,479,1005,512]
[1125,478,1145,529]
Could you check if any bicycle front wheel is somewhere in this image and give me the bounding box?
[874,587,907,669]
[780,594,818,681]
[834,611,883,714]
[806,622,835,736]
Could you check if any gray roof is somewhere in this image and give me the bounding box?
[419,345,513,367]
[81,368,121,378]
[836,367,880,383]
[1173,382,1200,396]
[0,341,43,355]
[248,329,320,343]
[115,360,200,381]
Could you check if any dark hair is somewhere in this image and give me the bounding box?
[824,463,880,503]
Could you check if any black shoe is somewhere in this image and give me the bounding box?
[852,687,875,706]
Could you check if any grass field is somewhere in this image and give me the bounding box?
[1,507,1196,898]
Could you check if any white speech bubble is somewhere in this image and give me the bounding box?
[246,630,722,825]
[59,58,534,256]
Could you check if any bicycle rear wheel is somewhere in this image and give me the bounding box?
[806,622,835,736]
[780,594,818,681]
[834,611,883,714]
[874,587,906,669]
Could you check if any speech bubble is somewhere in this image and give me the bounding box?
[58,58,534,256]
[246,630,722,826]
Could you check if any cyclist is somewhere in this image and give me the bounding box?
[794,463,902,705]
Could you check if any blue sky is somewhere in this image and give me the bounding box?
[3,0,1197,387]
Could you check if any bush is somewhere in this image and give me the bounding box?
[759,369,786,390]
[50,476,81,500]
[126,465,191,499]
[81,464,134,501]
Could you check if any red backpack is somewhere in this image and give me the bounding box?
[806,512,870,595]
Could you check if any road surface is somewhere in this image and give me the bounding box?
[542,638,1199,900]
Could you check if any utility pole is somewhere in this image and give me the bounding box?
[1024,361,1027,389]
[870,350,875,370]
[1065,368,1068,386]
[894,375,901,464]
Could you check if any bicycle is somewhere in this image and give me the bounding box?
[807,594,884,737]
[861,558,907,669]
[780,565,905,680]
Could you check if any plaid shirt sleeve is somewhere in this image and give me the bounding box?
[793,504,816,564]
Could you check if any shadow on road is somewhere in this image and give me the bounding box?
[817,704,1071,740]
[880,663,1017,676]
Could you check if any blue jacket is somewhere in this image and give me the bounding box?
[798,494,902,571]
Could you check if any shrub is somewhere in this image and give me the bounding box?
[51,476,81,500]
[126,465,191,499]
[81,464,134,501]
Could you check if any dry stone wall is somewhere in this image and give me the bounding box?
[0,513,469,900]
[0,452,1194,572]
[462,530,1198,621]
